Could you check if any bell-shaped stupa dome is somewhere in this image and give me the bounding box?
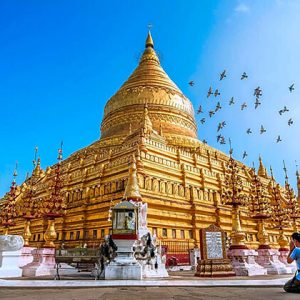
[100,31,197,145]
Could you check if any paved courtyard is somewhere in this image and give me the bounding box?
[0,287,299,300]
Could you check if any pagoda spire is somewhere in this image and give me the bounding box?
[145,30,154,48]
[258,155,268,178]
[123,154,142,202]
[139,31,160,65]
[296,162,300,202]
[283,160,289,184]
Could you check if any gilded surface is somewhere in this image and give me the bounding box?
[0,32,299,251]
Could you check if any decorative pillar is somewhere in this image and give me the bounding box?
[223,149,266,276]
[267,167,294,273]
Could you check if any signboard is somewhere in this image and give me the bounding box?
[200,224,226,260]
[205,231,223,259]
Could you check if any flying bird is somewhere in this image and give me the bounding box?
[202,139,207,144]
[255,98,261,109]
[220,70,226,81]
[200,118,206,124]
[241,102,247,110]
[214,89,220,97]
[289,84,295,93]
[288,118,293,126]
[189,81,194,86]
[243,151,248,159]
[246,128,252,134]
[229,97,235,105]
[217,121,226,132]
[260,125,266,134]
[217,134,222,142]
[276,135,282,143]
[197,105,203,114]
[207,87,213,98]
[279,106,289,115]
[220,137,226,145]
[254,87,262,97]
[241,72,248,80]
[215,102,222,112]
[209,110,215,118]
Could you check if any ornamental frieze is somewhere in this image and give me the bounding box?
[104,86,194,116]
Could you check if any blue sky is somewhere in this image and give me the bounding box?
[0,0,299,196]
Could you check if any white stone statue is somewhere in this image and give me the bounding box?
[0,235,24,251]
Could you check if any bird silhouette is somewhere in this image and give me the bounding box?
[189,81,194,86]
[243,151,248,159]
[229,97,235,105]
[279,106,289,115]
[220,137,226,145]
[255,98,261,109]
[197,105,203,114]
[200,118,206,124]
[202,139,207,144]
[207,87,213,98]
[289,84,295,92]
[220,70,226,81]
[254,87,262,97]
[276,135,282,143]
[241,102,247,110]
[260,125,266,134]
[246,128,252,134]
[241,72,248,80]
[214,89,220,97]
[215,102,222,112]
[288,118,293,126]
[209,110,215,118]
[217,121,226,132]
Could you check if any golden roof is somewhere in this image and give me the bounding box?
[100,31,197,145]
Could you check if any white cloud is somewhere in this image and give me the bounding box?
[234,3,250,13]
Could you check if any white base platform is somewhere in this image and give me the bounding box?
[105,263,142,280]
[142,264,169,278]
[22,248,56,277]
[227,248,267,276]
[256,248,292,275]
[0,250,23,278]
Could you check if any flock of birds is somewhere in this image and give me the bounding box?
[188,70,295,160]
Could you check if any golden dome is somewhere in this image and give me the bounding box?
[100,31,197,144]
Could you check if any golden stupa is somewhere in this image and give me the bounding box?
[1,32,299,259]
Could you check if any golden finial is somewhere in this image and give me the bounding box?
[123,154,142,201]
[13,161,18,183]
[145,24,154,48]
[229,138,233,157]
[283,160,288,183]
[33,146,38,168]
[58,141,63,162]
[270,166,274,180]
[258,155,267,178]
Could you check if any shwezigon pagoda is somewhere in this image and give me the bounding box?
[1,32,300,266]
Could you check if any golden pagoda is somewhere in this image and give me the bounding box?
[1,32,299,262]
